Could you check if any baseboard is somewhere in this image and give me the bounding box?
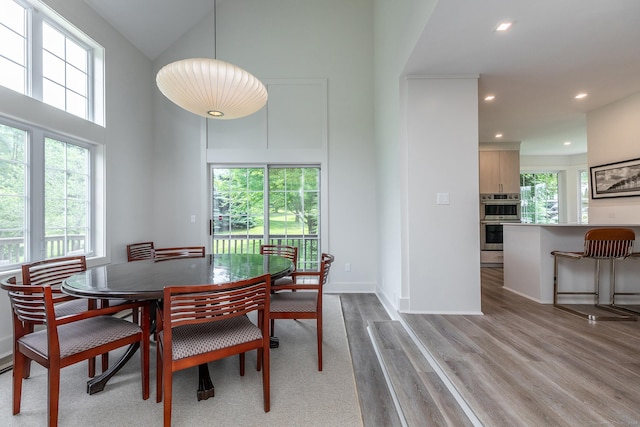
[502,286,546,304]
[400,309,484,315]
[0,354,12,374]
[375,289,401,321]
[325,281,376,293]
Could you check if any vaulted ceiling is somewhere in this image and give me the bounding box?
[84,0,640,156]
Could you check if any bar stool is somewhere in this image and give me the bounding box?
[551,227,636,321]
[611,250,640,313]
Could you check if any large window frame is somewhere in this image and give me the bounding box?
[0,116,96,270]
[520,171,560,224]
[579,169,589,224]
[0,0,104,125]
[211,165,322,271]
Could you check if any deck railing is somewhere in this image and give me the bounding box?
[0,235,86,267]
[212,234,320,271]
[1,234,320,271]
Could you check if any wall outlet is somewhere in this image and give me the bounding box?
[190,215,196,223]
[345,263,351,272]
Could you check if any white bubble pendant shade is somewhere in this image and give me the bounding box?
[156,58,268,119]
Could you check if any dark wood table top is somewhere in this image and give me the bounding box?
[62,253,293,300]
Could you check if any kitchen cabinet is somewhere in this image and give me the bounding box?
[480,250,503,265]
[479,150,520,193]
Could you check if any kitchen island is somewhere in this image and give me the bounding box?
[502,223,640,304]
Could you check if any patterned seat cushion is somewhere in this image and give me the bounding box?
[170,315,262,361]
[272,276,294,287]
[53,298,89,317]
[270,292,317,313]
[19,316,142,359]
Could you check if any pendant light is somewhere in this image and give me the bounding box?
[155,1,267,119]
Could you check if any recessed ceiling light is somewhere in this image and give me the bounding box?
[563,141,572,146]
[574,93,588,99]
[495,133,503,138]
[495,21,513,32]
[484,95,496,101]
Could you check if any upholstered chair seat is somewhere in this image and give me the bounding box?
[170,316,262,360]
[270,292,318,313]
[19,316,143,359]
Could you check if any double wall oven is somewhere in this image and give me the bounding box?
[480,193,521,250]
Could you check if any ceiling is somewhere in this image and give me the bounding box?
[83,0,640,156]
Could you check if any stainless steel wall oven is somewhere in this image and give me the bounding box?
[480,193,521,220]
[480,193,521,250]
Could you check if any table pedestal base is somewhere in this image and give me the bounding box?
[87,342,139,395]
[197,364,215,401]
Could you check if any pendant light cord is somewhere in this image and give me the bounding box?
[213,0,217,59]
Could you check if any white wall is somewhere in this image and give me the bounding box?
[404,76,482,314]
[373,0,482,314]
[373,0,439,312]
[152,0,377,292]
[0,0,154,357]
[587,91,640,224]
[44,0,156,265]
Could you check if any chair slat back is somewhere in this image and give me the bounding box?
[22,256,87,292]
[163,274,271,330]
[154,246,205,260]
[127,242,155,261]
[583,228,635,259]
[1,280,52,326]
[260,244,297,272]
[319,253,335,286]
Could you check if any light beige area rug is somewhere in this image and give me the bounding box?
[0,294,362,426]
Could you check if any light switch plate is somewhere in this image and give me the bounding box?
[436,192,450,205]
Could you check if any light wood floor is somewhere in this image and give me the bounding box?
[404,267,640,426]
[343,268,640,426]
[341,293,404,426]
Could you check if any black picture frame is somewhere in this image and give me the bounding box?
[590,157,640,199]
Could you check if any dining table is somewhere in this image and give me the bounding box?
[61,253,294,400]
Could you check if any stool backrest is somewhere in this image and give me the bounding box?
[583,228,635,258]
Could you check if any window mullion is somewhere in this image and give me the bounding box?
[29,7,43,100]
[263,166,269,243]
[29,128,45,260]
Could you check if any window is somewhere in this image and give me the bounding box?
[212,166,321,270]
[0,119,94,269]
[42,22,89,118]
[0,0,103,123]
[0,0,27,94]
[520,172,559,224]
[579,170,589,224]
[45,137,91,256]
[0,123,27,267]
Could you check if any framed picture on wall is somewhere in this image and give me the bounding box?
[590,157,640,199]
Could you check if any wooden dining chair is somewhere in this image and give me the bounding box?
[260,244,298,286]
[127,241,155,261]
[0,277,150,427]
[269,253,334,371]
[153,245,205,260]
[21,256,105,377]
[22,256,142,376]
[155,274,271,426]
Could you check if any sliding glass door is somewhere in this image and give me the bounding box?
[211,165,320,270]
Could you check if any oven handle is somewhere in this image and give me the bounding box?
[480,200,520,205]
